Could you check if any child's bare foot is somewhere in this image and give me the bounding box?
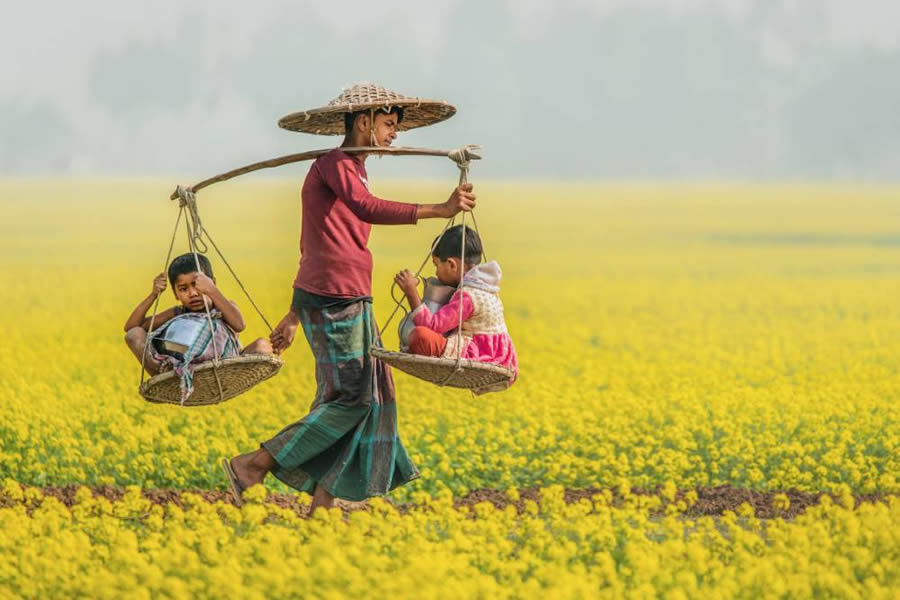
[125,327,164,374]
[242,337,274,355]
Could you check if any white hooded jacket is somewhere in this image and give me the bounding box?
[461,260,502,294]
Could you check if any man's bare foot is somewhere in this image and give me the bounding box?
[310,484,336,512]
[229,448,275,488]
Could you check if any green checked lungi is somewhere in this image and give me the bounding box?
[262,290,419,501]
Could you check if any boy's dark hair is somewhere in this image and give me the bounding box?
[168,253,215,287]
[344,106,404,134]
[432,225,483,265]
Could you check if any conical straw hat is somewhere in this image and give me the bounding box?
[278,82,456,135]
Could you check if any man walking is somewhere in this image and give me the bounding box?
[224,84,473,510]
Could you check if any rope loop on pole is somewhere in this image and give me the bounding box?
[447,144,481,187]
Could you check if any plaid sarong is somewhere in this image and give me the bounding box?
[149,310,241,403]
[262,297,419,501]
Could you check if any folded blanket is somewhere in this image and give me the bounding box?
[148,310,241,403]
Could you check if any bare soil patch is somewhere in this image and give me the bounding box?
[4,484,890,520]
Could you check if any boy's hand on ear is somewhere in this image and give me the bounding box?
[152,273,167,297]
[193,273,217,295]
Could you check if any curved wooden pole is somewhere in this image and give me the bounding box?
[169,145,481,200]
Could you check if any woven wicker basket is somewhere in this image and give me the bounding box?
[370,348,514,392]
[140,354,283,407]
[279,83,456,135]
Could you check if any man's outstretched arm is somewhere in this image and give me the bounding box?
[417,183,476,219]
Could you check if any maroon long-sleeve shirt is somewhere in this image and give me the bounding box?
[293,148,419,298]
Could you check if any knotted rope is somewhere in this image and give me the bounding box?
[176,185,208,254]
[178,186,224,404]
[447,145,486,260]
[173,185,273,333]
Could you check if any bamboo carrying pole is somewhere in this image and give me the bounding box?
[169,145,481,200]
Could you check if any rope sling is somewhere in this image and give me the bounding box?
[369,147,515,393]
[139,187,282,406]
[139,144,511,404]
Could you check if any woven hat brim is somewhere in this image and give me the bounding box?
[278,100,456,135]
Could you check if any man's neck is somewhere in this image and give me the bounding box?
[341,135,374,163]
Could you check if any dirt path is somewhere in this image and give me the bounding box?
[8,484,890,520]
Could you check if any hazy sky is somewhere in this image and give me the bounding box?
[2,0,900,179]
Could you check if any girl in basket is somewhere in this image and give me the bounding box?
[394,224,518,394]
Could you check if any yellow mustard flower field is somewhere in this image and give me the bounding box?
[1,179,899,597]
